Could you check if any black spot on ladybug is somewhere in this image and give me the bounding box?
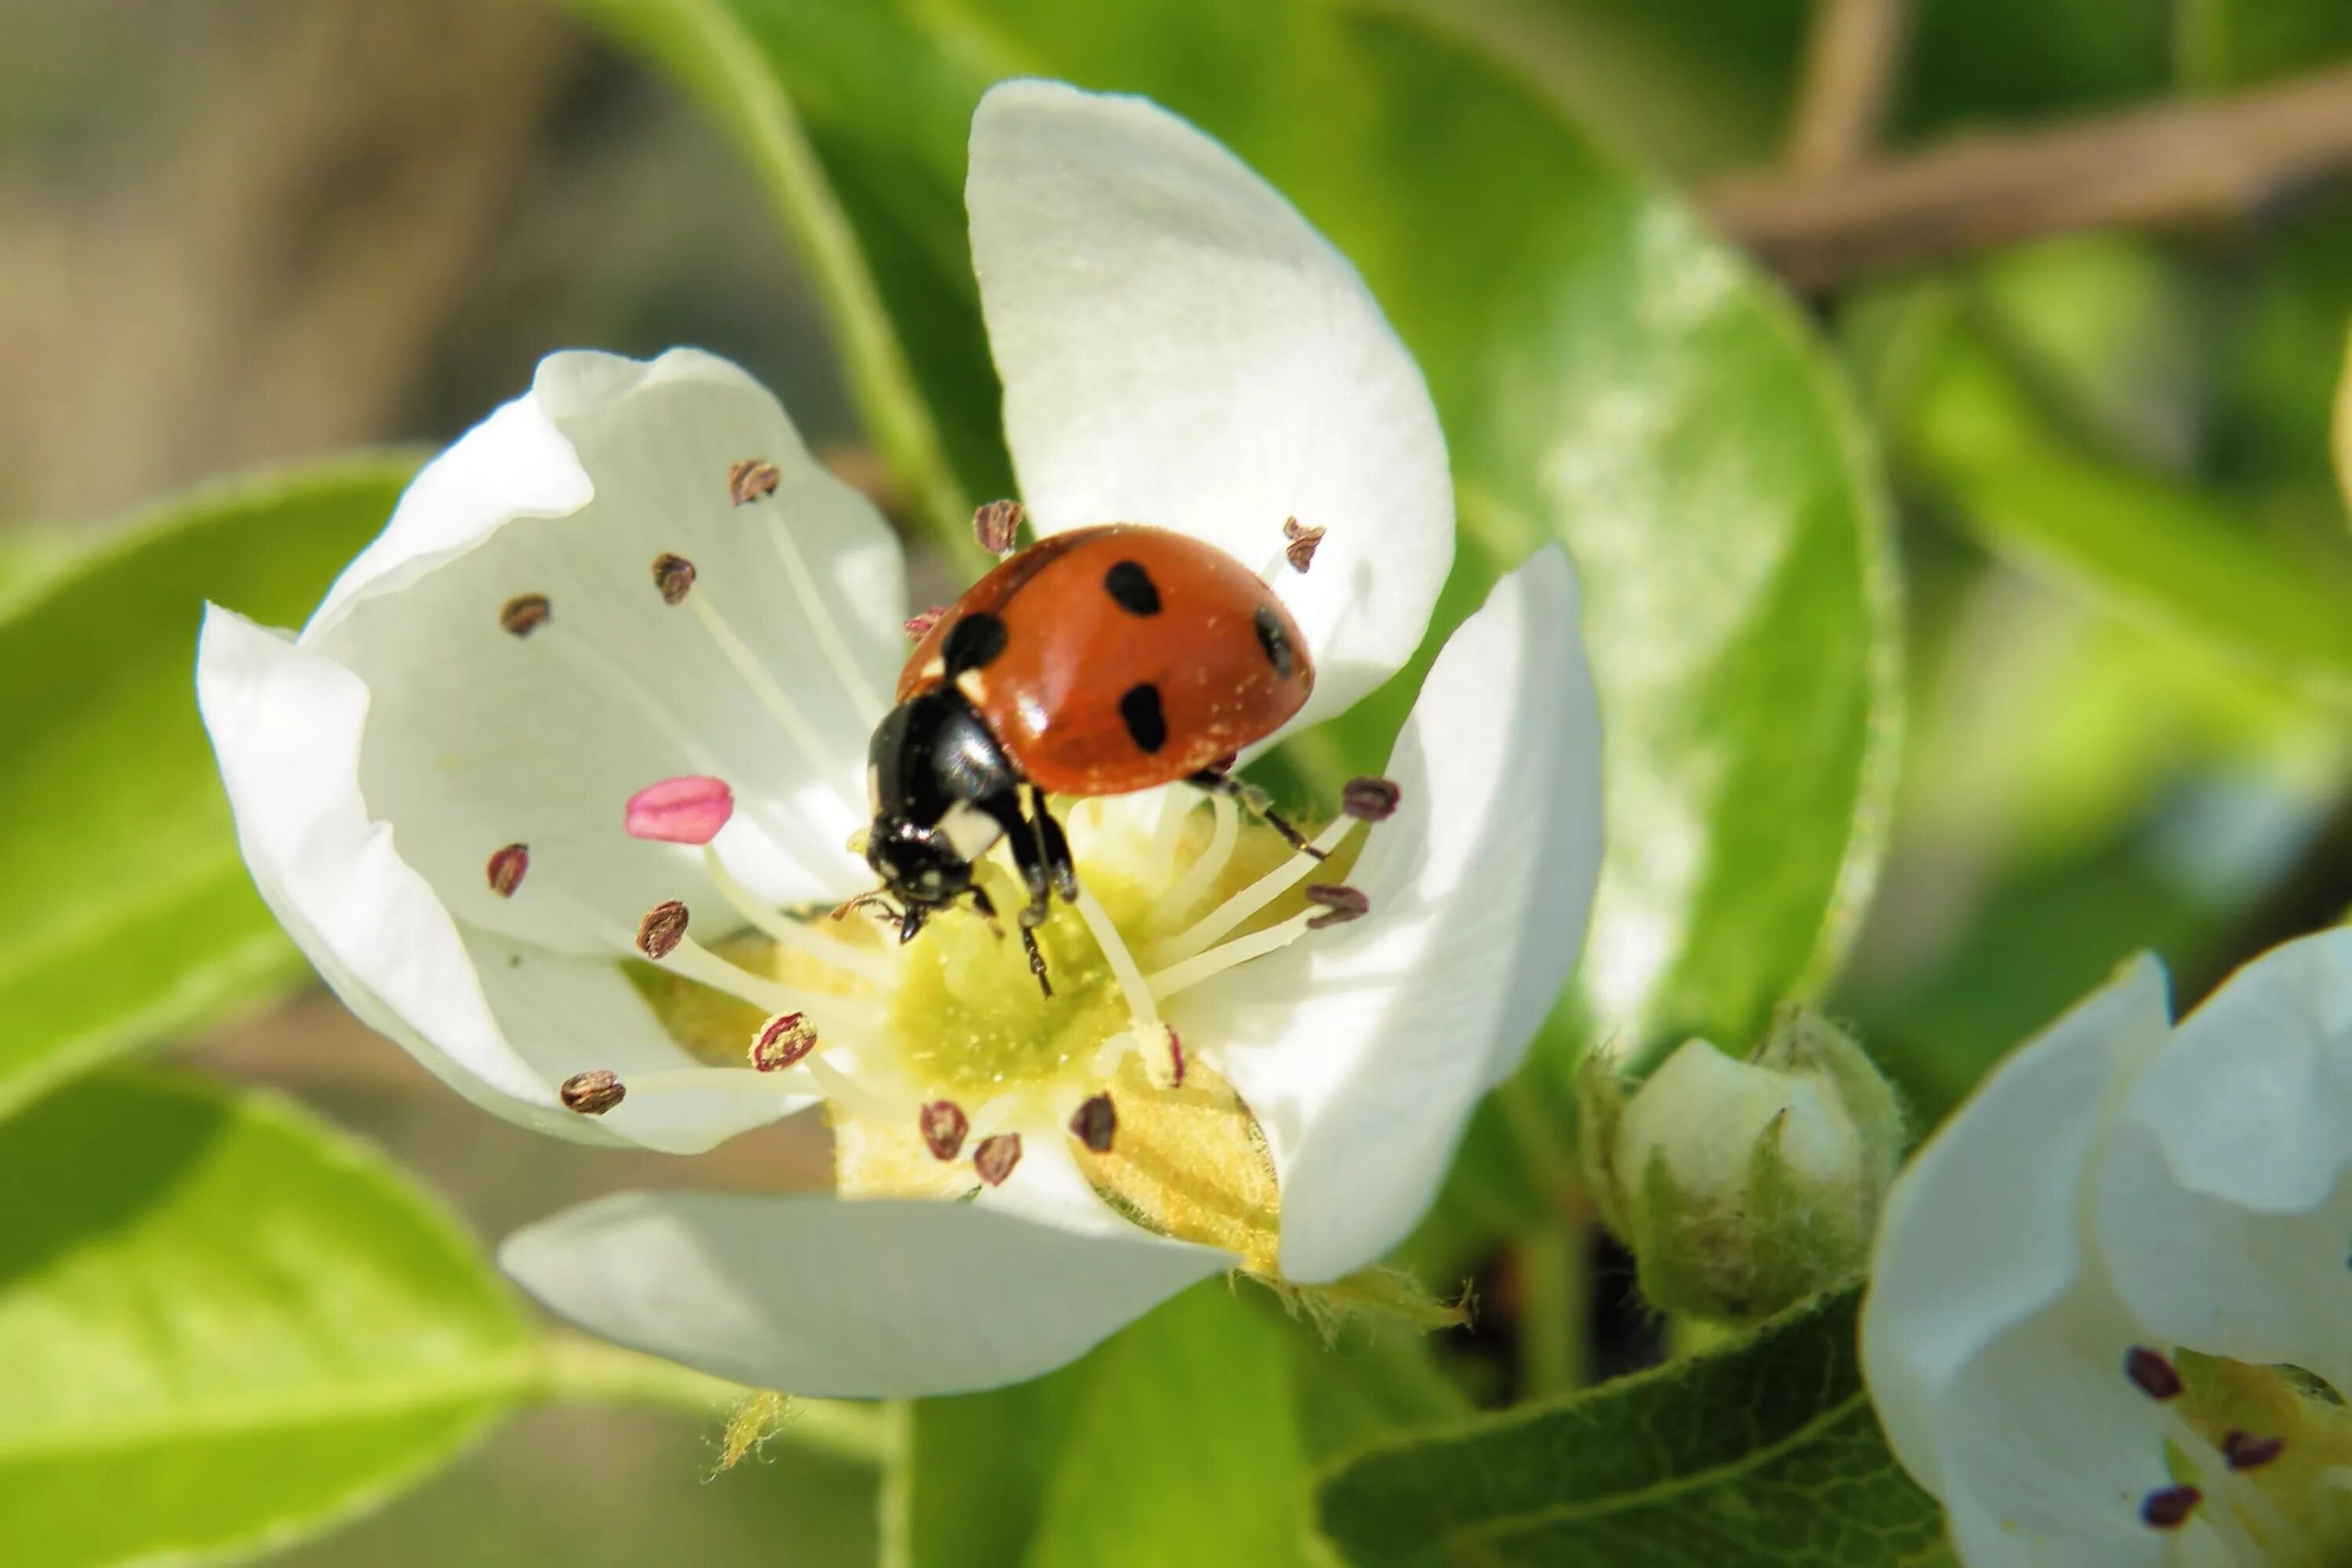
[1103,560,1161,616]
[1254,607,1294,679]
[1120,684,1168,754]
[942,612,1009,676]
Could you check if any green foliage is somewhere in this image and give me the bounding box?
[0,1072,538,1567]
[2178,0,2352,89]
[1314,1290,1944,1567]
[0,457,418,1120]
[564,0,1900,1076]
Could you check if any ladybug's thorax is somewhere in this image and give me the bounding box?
[865,689,1023,909]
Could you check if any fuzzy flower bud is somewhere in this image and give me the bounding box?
[1581,1005,1902,1323]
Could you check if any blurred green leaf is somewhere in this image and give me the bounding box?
[0,1072,536,1567]
[0,456,416,1120]
[1314,1289,1944,1567]
[2178,0,2352,89]
[573,0,1900,1073]
[899,1361,1091,1568]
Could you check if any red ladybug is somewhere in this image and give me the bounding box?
[864,523,1315,985]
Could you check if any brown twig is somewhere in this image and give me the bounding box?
[1708,64,2352,291]
[1785,0,1913,175]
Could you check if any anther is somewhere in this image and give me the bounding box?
[1282,515,1325,572]
[1304,883,1371,928]
[973,499,1024,557]
[2223,1431,2286,1472]
[560,1069,625,1116]
[485,843,529,898]
[2141,1485,2201,1530]
[652,552,698,605]
[750,1012,817,1072]
[1070,1093,1118,1154]
[974,1132,1022,1186]
[626,775,735,845]
[905,605,948,641]
[499,593,552,637]
[921,1101,969,1161]
[2125,1345,2184,1401]
[637,899,690,960]
[1342,776,1403,822]
[728,458,781,505]
[1168,1029,1186,1088]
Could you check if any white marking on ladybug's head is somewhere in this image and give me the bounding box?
[938,800,1006,862]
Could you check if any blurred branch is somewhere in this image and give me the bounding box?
[1709,64,2352,290]
[1785,0,1912,174]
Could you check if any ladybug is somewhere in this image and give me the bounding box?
[864,522,1317,988]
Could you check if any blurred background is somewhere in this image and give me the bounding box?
[9,0,2352,1561]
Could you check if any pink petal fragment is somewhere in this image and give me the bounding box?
[625,775,735,844]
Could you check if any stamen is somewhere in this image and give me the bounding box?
[2223,1432,2285,1472]
[2126,1346,2184,1400]
[1149,789,1238,927]
[603,1065,817,1099]
[973,499,1024,557]
[559,1069,625,1115]
[1070,1093,1117,1153]
[921,1100,968,1161]
[683,593,839,764]
[701,846,895,987]
[2143,1486,2201,1530]
[728,459,781,505]
[1282,515,1325,573]
[486,843,529,898]
[2150,1403,2314,1560]
[626,775,734,844]
[750,493,889,721]
[1073,886,1161,1031]
[1304,883,1370,928]
[637,905,876,1026]
[802,1053,899,1123]
[499,593,552,637]
[1147,910,1316,1001]
[1168,1029,1186,1087]
[1146,811,1357,967]
[637,900,691,960]
[1341,775,1403,822]
[750,1011,818,1072]
[906,605,948,641]
[974,1132,1022,1185]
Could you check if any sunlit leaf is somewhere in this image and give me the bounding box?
[0,1072,537,1567]
[0,456,416,1120]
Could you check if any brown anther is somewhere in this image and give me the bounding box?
[1304,883,1370,928]
[1281,515,1326,573]
[973,1132,1022,1186]
[1342,776,1403,822]
[1204,751,1239,776]
[1070,1093,1118,1153]
[499,593,553,637]
[973,499,1025,556]
[2222,1430,2286,1471]
[652,552,697,605]
[636,899,690,960]
[485,843,529,898]
[2141,1485,2201,1530]
[750,1012,817,1072]
[728,458,781,505]
[905,605,949,641]
[560,1069,625,1116]
[1167,1029,1186,1088]
[2124,1345,2183,1402]
[920,1100,969,1161]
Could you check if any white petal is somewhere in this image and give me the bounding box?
[967,81,1453,732]
[1860,956,2170,1498]
[198,607,795,1154]
[499,1191,1228,1398]
[1181,549,1602,1282]
[303,349,905,955]
[2096,927,2352,1392]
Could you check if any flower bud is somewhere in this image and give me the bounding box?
[1580,1005,1902,1323]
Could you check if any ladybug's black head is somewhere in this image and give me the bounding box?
[866,816,977,915]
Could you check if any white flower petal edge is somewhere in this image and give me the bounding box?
[968,80,1454,735]
[499,1191,1230,1399]
[1861,958,2179,1568]
[1180,548,1602,1283]
[2099,928,2352,1396]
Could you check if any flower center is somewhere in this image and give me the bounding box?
[2124,1345,2352,1565]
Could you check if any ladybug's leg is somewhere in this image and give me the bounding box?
[1184,768,1328,861]
[976,790,1056,995]
[1029,789,1080,905]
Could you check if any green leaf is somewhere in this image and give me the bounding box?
[0,456,417,1120]
[568,0,1900,1067]
[0,1071,538,1567]
[2178,0,2352,88]
[1314,1290,1944,1567]
[898,1360,1092,1568]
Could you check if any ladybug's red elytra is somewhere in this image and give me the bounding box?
[862,523,1318,989]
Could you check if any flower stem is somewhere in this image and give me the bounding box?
[536,1331,891,1465]
[1515,1221,1587,1397]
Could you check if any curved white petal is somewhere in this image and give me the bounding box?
[303,349,905,955]
[1860,957,2169,1501]
[198,607,797,1154]
[1180,549,1602,1282]
[499,1190,1228,1398]
[2096,928,2352,1392]
[967,81,1453,733]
